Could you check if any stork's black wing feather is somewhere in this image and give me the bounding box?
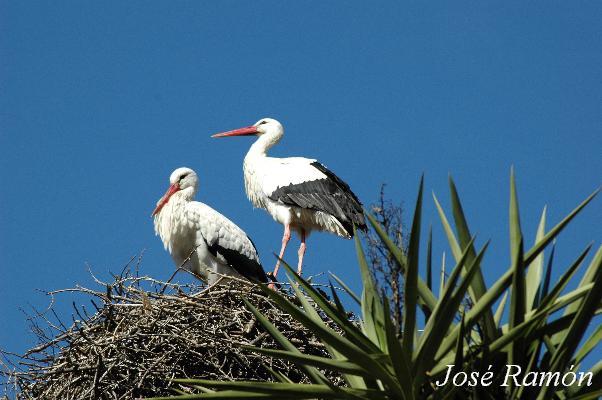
[268,161,366,236]
[206,240,268,283]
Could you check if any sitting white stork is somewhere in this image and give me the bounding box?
[152,167,268,284]
[212,118,366,282]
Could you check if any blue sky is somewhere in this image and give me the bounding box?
[1,1,600,370]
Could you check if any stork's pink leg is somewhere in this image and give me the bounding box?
[297,229,306,275]
[269,224,291,289]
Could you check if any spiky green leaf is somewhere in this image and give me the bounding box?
[403,176,423,356]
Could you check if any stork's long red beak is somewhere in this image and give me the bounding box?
[211,126,258,138]
[151,183,180,217]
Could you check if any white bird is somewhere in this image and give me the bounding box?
[152,167,268,285]
[212,118,366,282]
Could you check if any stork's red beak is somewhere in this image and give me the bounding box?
[211,126,258,138]
[151,183,180,217]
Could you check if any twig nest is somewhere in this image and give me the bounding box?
[1,271,343,399]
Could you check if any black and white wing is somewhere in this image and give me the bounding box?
[266,158,366,236]
[187,202,268,283]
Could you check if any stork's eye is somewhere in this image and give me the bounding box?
[259,120,268,125]
[179,174,188,181]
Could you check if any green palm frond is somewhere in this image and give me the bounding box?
[154,172,599,400]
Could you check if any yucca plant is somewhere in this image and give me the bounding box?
[151,171,601,400]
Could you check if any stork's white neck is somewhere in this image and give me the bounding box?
[241,134,278,209]
[246,131,282,159]
[178,186,197,201]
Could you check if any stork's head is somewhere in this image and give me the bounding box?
[152,167,198,217]
[212,117,283,143]
[253,118,283,137]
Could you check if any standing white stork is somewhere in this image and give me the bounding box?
[152,167,268,284]
[212,118,366,282]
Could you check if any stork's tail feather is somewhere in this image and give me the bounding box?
[356,219,368,232]
[265,272,282,290]
[340,213,368,238]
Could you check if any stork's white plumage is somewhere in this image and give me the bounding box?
[212,118,366,282]
[152,167,267,284]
